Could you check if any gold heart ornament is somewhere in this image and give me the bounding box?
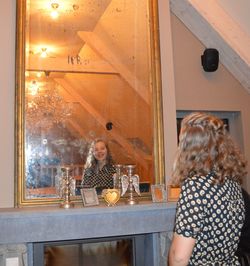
[102,189,120,206]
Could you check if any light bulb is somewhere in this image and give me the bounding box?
[36,72,42,78]
[30,81,39,95]
[41,48,48,58]
[51,10,59,19]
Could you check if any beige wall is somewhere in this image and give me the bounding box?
[171,14,250,190]
[0,1,249,207]
[218,0,250,36]
[158,0,178,182]
[0,1,15,208]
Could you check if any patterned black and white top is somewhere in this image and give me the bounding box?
[82,164,116,189]
[174,173,245,265]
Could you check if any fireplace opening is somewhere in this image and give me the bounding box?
[33,234,150,266]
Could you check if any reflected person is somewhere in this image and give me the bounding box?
[82,139,116,190]
[169,112,247,265]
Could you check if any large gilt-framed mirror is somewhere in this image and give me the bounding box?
[15,0,164,206]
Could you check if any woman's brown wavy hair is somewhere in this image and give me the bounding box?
[171,112,247,186]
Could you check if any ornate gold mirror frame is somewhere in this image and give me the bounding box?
[15,0,164,206]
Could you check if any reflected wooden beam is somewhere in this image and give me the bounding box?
[68,119,87,137]
[77,31,150,104]
[55,78,150,170]
[26,56,118,75]
[58,89,90,138]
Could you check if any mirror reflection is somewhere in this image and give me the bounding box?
[17,0,163,204]
[82,139,116,190]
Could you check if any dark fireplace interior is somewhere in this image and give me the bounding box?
[33,234,152,266]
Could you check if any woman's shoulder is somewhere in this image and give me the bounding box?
[180,174,215,198]
[183,174,212,187]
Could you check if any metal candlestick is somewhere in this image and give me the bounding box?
[122,165,140,205]
[60,167,74,209]
[113,164,123,190]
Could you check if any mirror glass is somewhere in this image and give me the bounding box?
[16,0,164,205]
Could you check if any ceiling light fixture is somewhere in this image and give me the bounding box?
[29,81,39,96]
[72,4,79,11]
[36,72,42,78]
[51,3,59,9]
[41,48,48,58]
[51,2,59,19]
[26,85,73,133]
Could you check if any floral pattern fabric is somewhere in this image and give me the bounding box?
[174,173,245,265]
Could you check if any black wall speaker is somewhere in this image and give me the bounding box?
[201,48,219,72]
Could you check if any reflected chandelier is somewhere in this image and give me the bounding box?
[26,86,73,133]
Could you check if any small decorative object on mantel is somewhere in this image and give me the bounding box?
[151,184,167,203]
[81,188,99,207]
[167,185,181,202]
[121,165,141,205]
[102,188,121,206]
[60,167,75,209]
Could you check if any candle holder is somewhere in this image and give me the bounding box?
[113,164,123,190]
[60,167,74,209]
[121,165,140,205]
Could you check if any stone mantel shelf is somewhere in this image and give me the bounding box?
[0,201,176,245]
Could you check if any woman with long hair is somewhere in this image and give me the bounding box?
[169,112,247,265]
[82,139,116,190]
